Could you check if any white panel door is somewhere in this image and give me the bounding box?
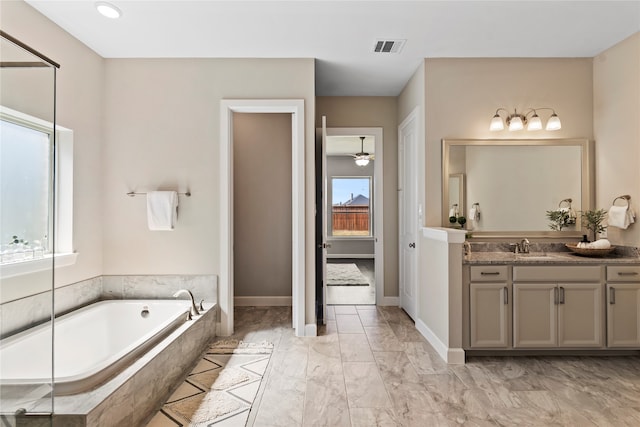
[398,112,419,320]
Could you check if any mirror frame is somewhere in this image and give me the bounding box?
[442,138,593,238]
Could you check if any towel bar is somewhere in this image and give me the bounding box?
[127,191,191,197]
[558,198,572,208]
[612,195,630,208]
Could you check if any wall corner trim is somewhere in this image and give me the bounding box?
[415,318,466,365]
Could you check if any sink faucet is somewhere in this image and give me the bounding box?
[173,289,200,318]
[519,238,530,254]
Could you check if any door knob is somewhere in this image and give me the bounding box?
[409,242,416,248]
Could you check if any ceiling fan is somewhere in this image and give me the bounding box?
[352,136,374,166]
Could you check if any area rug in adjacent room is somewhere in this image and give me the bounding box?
[326,263,369,286]
[149,339,273,427]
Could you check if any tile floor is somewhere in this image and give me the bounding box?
[146,341,272,427]
[151,305,640,426]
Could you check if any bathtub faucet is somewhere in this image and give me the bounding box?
[173,289,200,318]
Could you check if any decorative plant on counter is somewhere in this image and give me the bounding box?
[546,209,572,231]
[581,209,607,242]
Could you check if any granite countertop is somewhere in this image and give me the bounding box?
[464,242,640,265]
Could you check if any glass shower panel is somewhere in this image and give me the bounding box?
[0,32,57,421]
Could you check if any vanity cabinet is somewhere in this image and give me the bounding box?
[606,266,640,348]
[469,266,510,348]
[512,266,603,349]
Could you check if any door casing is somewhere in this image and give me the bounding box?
[220,99,306,337]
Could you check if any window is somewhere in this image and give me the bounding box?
[331,177,371,237]
[1,118,52,260]
[0,106,74,277]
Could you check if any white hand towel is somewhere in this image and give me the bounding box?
[147,191,178,231]
[608,205,631,229]
[469,206,480,222]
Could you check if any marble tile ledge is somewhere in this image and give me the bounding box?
[464,242,640,265]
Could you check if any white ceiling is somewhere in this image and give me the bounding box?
[327,135,374,156]
[25,0,640,96]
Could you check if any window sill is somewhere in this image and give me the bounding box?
[0,253,78,279]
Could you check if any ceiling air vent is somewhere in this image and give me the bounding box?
[373,39,406,54]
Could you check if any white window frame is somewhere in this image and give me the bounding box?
[0,105,76,279]
[330,176,373,239]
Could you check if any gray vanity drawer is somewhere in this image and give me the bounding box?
[470,265,508,282]
[513,266,601,282]
[607,266,640,282]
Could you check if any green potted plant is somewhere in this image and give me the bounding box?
[581,209,607,242]
[546,209,571,231]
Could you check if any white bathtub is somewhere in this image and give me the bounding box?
[0,300,191,395]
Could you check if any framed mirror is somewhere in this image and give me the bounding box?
[442,138,592,238]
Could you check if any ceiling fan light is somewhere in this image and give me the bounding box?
[355,155,370,167]
[546,113,562,131]
[527,113,542,131]
[489,114,504,131]
[508,115,524,131]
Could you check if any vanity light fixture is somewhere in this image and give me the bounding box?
[96,1,122,19]
[353,136,370,167]
[489,108,561,132]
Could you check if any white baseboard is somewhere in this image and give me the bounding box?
[415,318,465,364]
[378,296,399,306]
[305,323,318,337]
[234,296,292,306]
[327,254,375,259]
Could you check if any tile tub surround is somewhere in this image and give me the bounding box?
[0,275,217,338]
[8,303,217,427]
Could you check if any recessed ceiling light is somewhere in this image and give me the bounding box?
[96,2,122,19]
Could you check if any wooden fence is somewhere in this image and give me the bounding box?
[332,206,370,233]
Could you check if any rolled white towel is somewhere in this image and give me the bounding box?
[590,239,611,249]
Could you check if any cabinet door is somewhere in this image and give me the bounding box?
[607,283,640,348]
[470,283,510,348]
[513,283,557,348]
[557,283,603,348]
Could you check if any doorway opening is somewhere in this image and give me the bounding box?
[317,126,384,320]
[232,112,292,308]
[220,100,305,337]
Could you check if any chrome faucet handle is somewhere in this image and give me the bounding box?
[199,299,205,311]
[510,243,519,254]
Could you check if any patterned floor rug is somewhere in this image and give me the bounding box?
[148,339,273,427]
[326,263,370,286]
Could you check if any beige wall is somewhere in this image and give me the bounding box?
[102,57,316,322]
[233,113,292,297]
[1,1,104,301]
[594,32,640,247]
[398,61,426,126]
[316,97,399,298]
[424,58,594,227]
